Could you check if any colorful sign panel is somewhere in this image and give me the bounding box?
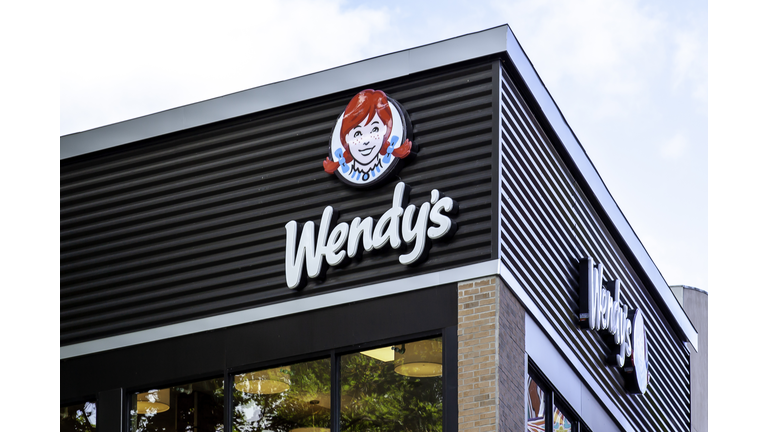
[323,89,414,188]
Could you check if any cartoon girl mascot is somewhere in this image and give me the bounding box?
[323,89,413,187]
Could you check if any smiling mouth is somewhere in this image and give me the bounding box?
[359,146,374,156]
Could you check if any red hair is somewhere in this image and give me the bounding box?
[324,89,411,174]
[340,89,393,155]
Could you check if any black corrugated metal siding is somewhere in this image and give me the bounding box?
[60,61,496,346]
[497,65,690,432]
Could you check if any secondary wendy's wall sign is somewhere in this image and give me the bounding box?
[323,89,414,188]
[579,257,650,395]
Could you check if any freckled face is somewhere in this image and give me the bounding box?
[345,114,388,166]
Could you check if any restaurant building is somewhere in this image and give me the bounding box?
[60,25,706,432]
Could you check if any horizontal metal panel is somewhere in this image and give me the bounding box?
[497,66,689,432]
[60,61,496,345]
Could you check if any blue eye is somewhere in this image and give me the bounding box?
[372,127,379,133]
[354,131,362,138]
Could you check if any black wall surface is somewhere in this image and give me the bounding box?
[60,60,497,346]
[497,64,690,432]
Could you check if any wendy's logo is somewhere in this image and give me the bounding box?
[323,89,414,188]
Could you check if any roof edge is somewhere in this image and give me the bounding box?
[60,25,509,159]
[670,284,709,295]
[500,28,699,350]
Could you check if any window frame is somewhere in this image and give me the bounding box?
[60,283,459,432]
[121,331,453,432]
[60,399,98,432]
[527,361,591,432]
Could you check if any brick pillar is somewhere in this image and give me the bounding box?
[457,276,526,432]
[458,277,499,432]
[498,278,526,431]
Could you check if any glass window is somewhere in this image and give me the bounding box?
[553,404,573,432]
[119,336,444,432]
[61,401,96,432]
[341,337,443,432]
[526,375,546,432]
[528,364,590,432]
[129,377,225,432]
[233,358,331,432]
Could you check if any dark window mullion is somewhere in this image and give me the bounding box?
[331,350,340,432]
[547,389,554,432]
[224,370,233,432]
[444,325,458,432]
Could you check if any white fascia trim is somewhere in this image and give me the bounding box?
[60,260,501,360]
[498,264,635,432]
[501,29,698,351]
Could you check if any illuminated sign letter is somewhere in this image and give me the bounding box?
[578,257,649,394]
[285,182,458,289]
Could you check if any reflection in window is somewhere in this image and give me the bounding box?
[129,377,224,432]
[61,401,96,432]
[526,375,546,432]
[341,337,443,431]
[233,358,331,432]
[553,405,573,432]
[527,365,592,432]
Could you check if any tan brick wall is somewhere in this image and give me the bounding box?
[458,277,500,432]
[458,276,526,432]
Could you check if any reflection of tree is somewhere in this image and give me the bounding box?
[122,344,442,432]
[130,379,225,432]
[60,402,97,432]
[341,353,442,432]
[234,359,332,432]
[232,347,443,432]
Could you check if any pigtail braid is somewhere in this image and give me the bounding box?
[392,139,412,159]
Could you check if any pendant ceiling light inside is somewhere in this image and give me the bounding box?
[394,339,443,377]
[136,388,171,415]
[360,346,395,362]
[235,366,291,394]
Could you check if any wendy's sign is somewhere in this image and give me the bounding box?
[323,89,414,188]
[289,92,456,290]
[284,182,458,290]
[578,257,650,395]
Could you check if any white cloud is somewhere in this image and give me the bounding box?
[60,0,393,135]
[672,28,708,105]
[660,132,689,160]
[493,0,665,117]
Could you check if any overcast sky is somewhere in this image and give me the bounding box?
[60,0,708,293]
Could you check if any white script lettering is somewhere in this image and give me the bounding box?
[579,257,633,367]
[285,182,458,289]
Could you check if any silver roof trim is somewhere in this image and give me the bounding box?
[670,284,708,295]
[60,26,508,159]
[60,24,697,350]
